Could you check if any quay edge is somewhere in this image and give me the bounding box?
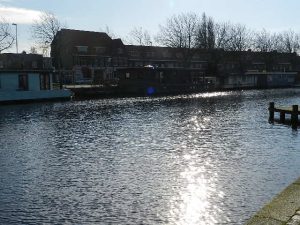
[245,177,300,225]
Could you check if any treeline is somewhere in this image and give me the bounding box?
[127,12,300,54]
[1,11,299,55]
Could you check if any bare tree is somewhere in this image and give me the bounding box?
[31,12,65,55]
[214,22,234,50]
[227,24,252,51]
[279,30,300,53]
[156,12,198,48]
[197,13,207,48]
[0,17,15,53]
[156,12,199,67]
[207,17,215,49]
[29,46,38,54]
[157,12,216,50]
[127,27,152,46]
[181,13,198,49]
[196,13,215,49]
[253,29,282,52]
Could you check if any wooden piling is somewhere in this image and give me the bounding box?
[291,105,298,130]
[280,112,285,123]
[268,103,299,129]
[269,102,274,122]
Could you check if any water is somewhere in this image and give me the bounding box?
[1,89,300,225]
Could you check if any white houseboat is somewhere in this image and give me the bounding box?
[0,53,72,103]
[222,71,297,89]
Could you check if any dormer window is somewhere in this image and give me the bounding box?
[76,46,88,53]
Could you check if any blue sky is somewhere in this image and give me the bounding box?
[1,0,300,52]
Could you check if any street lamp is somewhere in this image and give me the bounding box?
[12,23,18,53]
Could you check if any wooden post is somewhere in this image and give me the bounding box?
[291,105,298,129]
[269,102,275,122]
[280,112,285,123]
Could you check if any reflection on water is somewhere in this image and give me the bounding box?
[169,161,226,225]
[1,89,300,225]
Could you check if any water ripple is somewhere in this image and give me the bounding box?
[1,89,300,224]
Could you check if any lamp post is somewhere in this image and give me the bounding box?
[12,23,18,53]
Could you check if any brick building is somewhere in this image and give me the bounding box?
[51,29,300,93]
[51,29,211,88]
[215,50,299,89]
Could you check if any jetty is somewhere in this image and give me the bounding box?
[269,102,299,129]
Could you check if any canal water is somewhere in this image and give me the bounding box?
[1,89,300,225]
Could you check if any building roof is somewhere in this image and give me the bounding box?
[0,69,53,73]
[52,29,112,48]
[0,53,44,70]
[124,45,212,61]
[50,28,300,72]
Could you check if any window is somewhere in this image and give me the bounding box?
[117,48,124,54]
[126,73,130,79]
[146,51,154,57]
[76,46,88,53]
[40,74,50,90]
[134,61,143,67]
[163,50,171,58]
[128,50,139,57]
[81,67,92,79]
[95,47,106,54]
[32,61,38,69]
[160,72,164,79]
[168,63,173,68]
[18,74,28,90]
[176,52,183,58]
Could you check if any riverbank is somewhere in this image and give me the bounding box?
[246,177,300,225]
[68,84,300,100]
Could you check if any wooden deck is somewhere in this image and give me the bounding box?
[269,102,299,129]
[274,107,300,114]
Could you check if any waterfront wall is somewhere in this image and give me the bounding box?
[245,177,300,225]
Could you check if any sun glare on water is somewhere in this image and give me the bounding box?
[168,157,228,225]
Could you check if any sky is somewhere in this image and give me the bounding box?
[1,0,300,53]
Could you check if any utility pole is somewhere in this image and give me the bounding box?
[12,23,18,53]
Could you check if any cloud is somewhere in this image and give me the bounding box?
[0,6,42,24]
[0,0,13,3]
